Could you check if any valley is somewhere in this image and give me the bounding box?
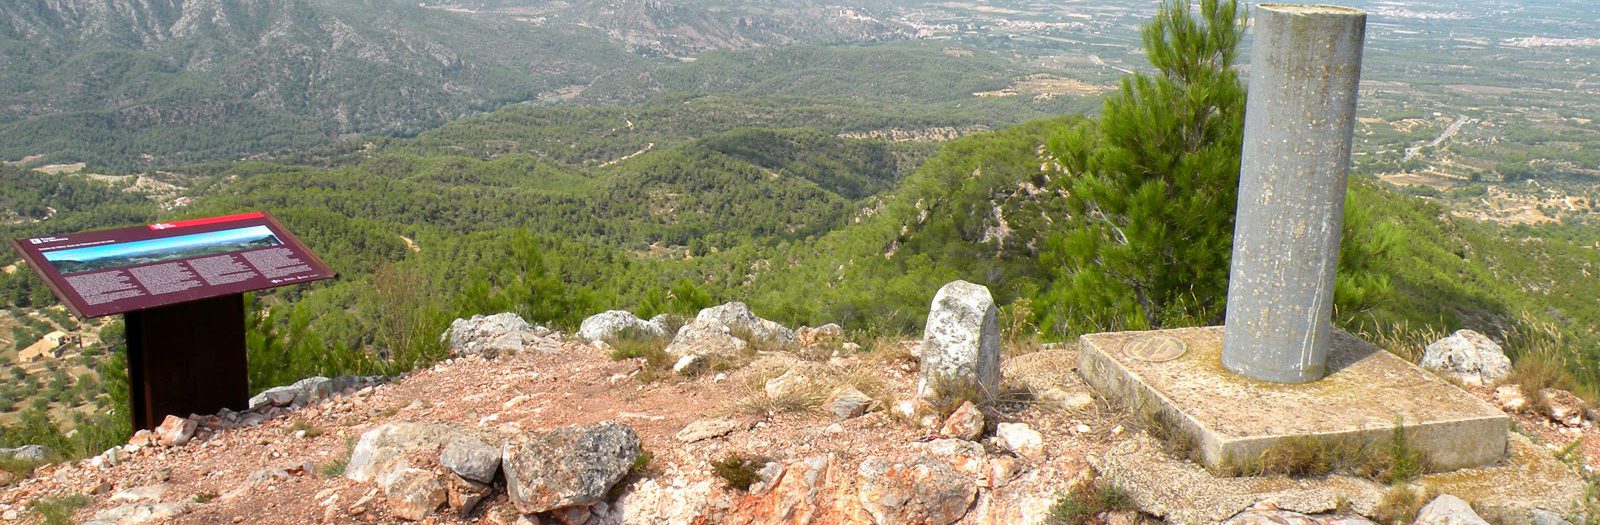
[1,1,1600,509]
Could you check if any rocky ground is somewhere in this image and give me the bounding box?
[0,298,1593,525]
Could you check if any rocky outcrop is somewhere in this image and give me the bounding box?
[857,454,978,525]
[664,319,748,375]
[675,418,747,444]
[443,313,551,358]
[996,423,1045,462]
[501,420,641,514]
[385,468,448,521]
[764,363,828,400]
[1419,329,1512,386]
[343,422,513,520]
[918,280,1001,403]
[439,435,501,484]
[346,422,457,484]
[941,401,985,441]
[826,386,873,420]
[82,501,191,525]
[1414,494,1489,525]
[0,445,49,463]
[661,303,803,374]
[797,323,844,348]
[694,302,796,346]
[153,416,197,447]
[618,476,716,525]
[579,310,668,342]
[248,375,382,411]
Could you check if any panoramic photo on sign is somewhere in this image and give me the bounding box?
[8,212,334,318]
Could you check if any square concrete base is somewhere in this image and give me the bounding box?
[1078,326,1509,475]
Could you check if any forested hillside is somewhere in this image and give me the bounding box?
[0,0,637,170]
[4,0,1600,475]
[0,0,997,172]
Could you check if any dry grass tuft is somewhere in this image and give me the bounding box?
[1351,318,1446,364]
[1000,297,1045,358]
[286,419,326,438]
[729,326,789,355]
[606,332,676,383]
[730,370,828,416]
[922,373,995,418]
[1370,484,1435,525]
[1225,423,1428,484]
[1501,313,1594,406]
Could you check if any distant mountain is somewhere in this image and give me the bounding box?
[0,0,641,170]
[0,0,928,171]
[422,0,913,58]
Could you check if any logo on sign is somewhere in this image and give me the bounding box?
[150,223,177,230]
[29,239,42,245]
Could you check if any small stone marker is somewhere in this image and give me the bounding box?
[1222,4,1368,384]
[918,280,1001,403]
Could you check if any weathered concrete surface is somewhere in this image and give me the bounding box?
[1079,327,1508,474]
[1223,4,1368,384]
[1093,431,1581,525]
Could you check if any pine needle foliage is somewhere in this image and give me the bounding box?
[1040,0,1248,334]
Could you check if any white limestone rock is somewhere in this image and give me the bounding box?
[442,313,547,358]
[501,420,641,514]
[826,387,873,420]
[997,422,1045,461]
[918,280,1001,403]
[694,302,796,346]
[345,422,455,484]
[153,416,196,447]
[1419,329,1512,386]
[857,454,977,525]
[675,418,746,443]
[1414,494,1489,525]
[0,445,48,463]
[579,310,668,342]
[439,435,501,484]
[618,478,715,525]
[663,319,748,375]
[385,468,447,521]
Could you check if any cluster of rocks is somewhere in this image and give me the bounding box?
[1494,383,1594,429]
[127,416,198,449]
[248,375,384,412]
[444,313,558,359]
[1225,493,1522,525]
[344,419,641,522]
[0,445,49,463]
[43,283,1596,525]
[577,302,857,376]
[577,310,669,341]
[1419,329,1597,430]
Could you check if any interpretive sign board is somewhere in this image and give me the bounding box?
[8,212,334,318]
[9,211,334,430]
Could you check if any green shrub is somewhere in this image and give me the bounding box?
[1048,480,1135,525]
[711,454,768,491]
[30,494,89,525]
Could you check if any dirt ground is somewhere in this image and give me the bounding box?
[0,332,1592,524]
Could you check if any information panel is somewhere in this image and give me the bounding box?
[9,212,334,318]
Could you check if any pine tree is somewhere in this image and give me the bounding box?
[1038,0,1247,334]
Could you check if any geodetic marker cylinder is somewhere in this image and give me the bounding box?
[1222,4,1367,384]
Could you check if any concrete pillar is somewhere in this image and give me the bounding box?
[1222,5,1367,384]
